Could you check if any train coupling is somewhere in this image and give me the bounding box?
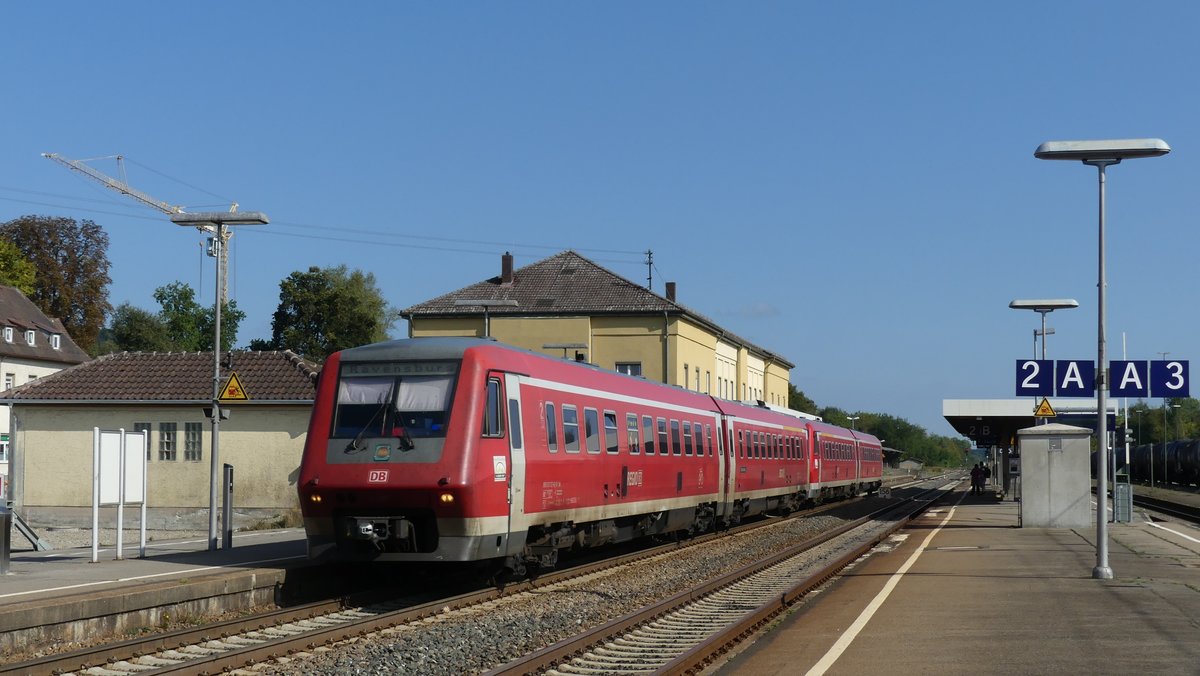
[347,516,418,552]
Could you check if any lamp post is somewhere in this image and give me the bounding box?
[1009,299,1078,360]
[454,299,518,338]
[1168,402,1181,486]
[1035,137,1170,580]
[171,212,269,552]
[847,415,860,431]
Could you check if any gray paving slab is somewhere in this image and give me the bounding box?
[722,486,1200,676]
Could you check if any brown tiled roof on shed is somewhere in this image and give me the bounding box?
[0,350,319,402]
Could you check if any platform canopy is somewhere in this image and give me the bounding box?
[942,398,1118,448]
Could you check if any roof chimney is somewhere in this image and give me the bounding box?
[665,281,676,302]
[501,251,514,286]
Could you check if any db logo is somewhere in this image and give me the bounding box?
[368,470,389,483]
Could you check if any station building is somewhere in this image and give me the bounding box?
[0,286,91,495]
[401,251,795,407]
[0,350,319,527]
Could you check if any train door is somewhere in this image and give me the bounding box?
[503,373,527,557]
[717,415,734,520]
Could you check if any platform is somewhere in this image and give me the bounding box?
[0,528,312,657]
[722,482,1200,675]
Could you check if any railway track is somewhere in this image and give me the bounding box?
[3,479,934,676]
[486,480,951,675]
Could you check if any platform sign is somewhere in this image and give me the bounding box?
[1055,360,1095,397]
[1150,360,1189,398]
[1110,360,1149,397]
[1015,360,1054,397]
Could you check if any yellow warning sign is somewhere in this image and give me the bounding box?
[219,372,250,401]
[1034,397,1056,418]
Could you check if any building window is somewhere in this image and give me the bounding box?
[3,327,11,343]
[3,373,13,391]
[134,422,151,461]
[25,330,35,346]
[615,362,642,377]
[0,433,8,463]
[185,422,203,461]
[51,334,61,350]
[159,422,177,461]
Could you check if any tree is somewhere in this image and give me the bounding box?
[259,265,398,360]
[106,302,170,352]
[788,383,817,415]
[0,239,36,295]
[0,215,111,352]
[101,282,244,353]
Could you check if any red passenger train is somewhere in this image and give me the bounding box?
[297,337,883,574]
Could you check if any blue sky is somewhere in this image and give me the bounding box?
[2,3,1197,437]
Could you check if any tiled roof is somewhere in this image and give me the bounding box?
[402,250,678,315]
[0,285,90,365]
[401,250,793,368]
[0,350,320,402]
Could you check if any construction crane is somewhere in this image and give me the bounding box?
[42,152,238,306]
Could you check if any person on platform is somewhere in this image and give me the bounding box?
[970,463,982,495]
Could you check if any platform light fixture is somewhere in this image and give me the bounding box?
[1009,299,1078,360]
[172,211,268,552]
[1035,138,1169,580]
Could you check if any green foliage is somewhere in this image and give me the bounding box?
[103,282,243,353]
[261,265,398,360]
[1126,398,1198,445]
[106,303,171,352]
[787,383,817,415]
[0,215,112,353]
[0,239,36,295]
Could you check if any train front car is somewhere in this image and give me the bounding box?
[297,338,510,564]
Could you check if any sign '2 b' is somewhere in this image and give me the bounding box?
[1015,359,1188,398]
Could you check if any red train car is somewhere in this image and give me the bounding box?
[297,337,882,573]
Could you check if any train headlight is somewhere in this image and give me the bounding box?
[439,493,455,504]
[308,493,323,504]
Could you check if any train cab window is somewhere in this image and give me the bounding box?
[604,410,619,454]
[483,378,504,437]
[683,421,693,456]
[508,399,523,449]
[627,413,640,454]
[545,403,558,453]
[563,405,580,453]
[334,365,458,441]
[657,418,668,454]
[643,415,656,455]
[670,419,682,455]
[584,408,601,454]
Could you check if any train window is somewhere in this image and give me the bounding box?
[585,408,601,454]
[545,403,558,453]
[670,419,681,455]
[707,424,714,457]
[334,367,457,441]
[643,415,655,455]
[483,378,504,437]
[627,413,640,455]
[737,430,744,458]
[695,423,704,457]
[508,399,523,449]
[657,418,668,455]
[563,406,580,453]
[683,421,693,456]
[604,411,619,454]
